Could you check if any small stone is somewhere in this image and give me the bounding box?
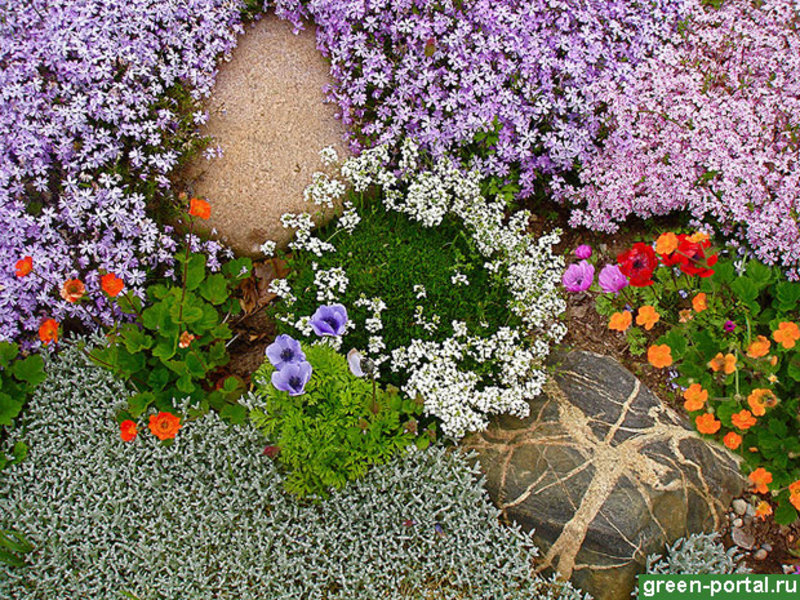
[763,543,773,552]
[744,515,753,526]
[732,499,748,515]
[753,549,768,561]
[732,518,743,528]
[732,527,755,550]
[746,503,756,517]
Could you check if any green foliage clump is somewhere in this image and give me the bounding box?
[0,342,44,469]
[88,252,252,423]
[643,533,750,575]
[275,195,518,387]
[251,342,432,498]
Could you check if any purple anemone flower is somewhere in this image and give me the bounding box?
[575,244,592,260]
[598,264,629,294]
[309,304,348,337]
[265,334,306,370]
[562,260,594,292]
[271,361,312,396]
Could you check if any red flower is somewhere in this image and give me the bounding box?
[101,273,124,297]
[148,412,182,440]
[15,256,33,277]
[119,420,138,442]
[39,318,59,345]
[60,278,85,303]
[188,197,211,220]
[675,235,718,277]
[617,243,658,287]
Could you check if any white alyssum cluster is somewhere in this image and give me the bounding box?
[0,341,589,600]
[303,171,346,208]
[312,265,348,303]
[270,139,565,438]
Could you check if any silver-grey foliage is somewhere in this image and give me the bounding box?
[644,532,751,575]
[0,340,589,600]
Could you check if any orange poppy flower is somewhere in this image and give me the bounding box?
[636,305,660,331]
[692,292,707,312]
[748,467,773,494]
[60,278,85,303]
[755,501,772,520]
[189,197,211,220]
[15,256,33,277]
[683,383,708,412]
[790,481,800,511]
[695,413,721,435]
[688,231,710,244]
[149,412,182,440]
[120,420,138,442]
[608,311,632,332]
[747,388,776,416]
[101,272,124,297]
[746,335,771,358]
[38,318,59,345]
[723,431,742,450]
[773,321,800,349]
[648,344,673,368]
[655,232,679,255]
[731,409,757,430]
[708,352,736,374]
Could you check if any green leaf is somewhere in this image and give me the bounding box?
[0,391,23,426]
[10,441,27,465]
[128,392,155,418]
[175,374,195,394]
[147,367,171,392]
[184,253,207,291]
[745,260,774,289]
[787,356,800,382]
[660,329,688,360]
[185,353,206,378]
[116,293,143,315]
[768,418,789,438]
[0,342,19,368]
[121,327,153,354]
[730,277,759,302]
[711,261,735,285]
[142,304,165,331]
[152,337,176,362]
[199,273,230,305]
[222,257,252,280]
[774,501,798,525]
[775,281,800,312]
[12,354,46,387]
[116,349,145,375]
[220,403,247,425]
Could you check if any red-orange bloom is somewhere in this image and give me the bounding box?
[731,410,757,430]
[695,413,721,435]
[773,321,800,349]
[149,412,182,440]
[636,305,660,331]
[189,197,211,220]
[178,331,195,349]
[755,501,773,520]
[748,467,773,494]
[15,256,33,277]
[747,388,777,417]
[746,335,771,358]
[683,383,708,412]
[120,420,138,442]
[708,352,736,374]
[723,431,742,450]
[608,311,632,332]
[648,344,673,369]
[101,272,124,297]
[790,481,800,511]
[655,232,679,255]
[38,318,59,345]
[691,293,707,313]
[60,279,85,303]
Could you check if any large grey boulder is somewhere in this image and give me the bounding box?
[462,351,745,600]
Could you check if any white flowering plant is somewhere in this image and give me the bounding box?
[270,142,566,438]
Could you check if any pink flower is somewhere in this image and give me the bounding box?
[562,260,594,292]
[598,264,628,293]
[575,244,592,259]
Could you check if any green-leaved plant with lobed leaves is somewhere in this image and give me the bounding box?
[250,342,433,499]
[88,250,252,425]
[0,342,44,469]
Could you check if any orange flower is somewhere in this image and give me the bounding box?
[120,420,138,442]
[773,321,800,349]
[188,197,211,220]
[723,431,742,450]
[746,335,771,358]
[178,331,195,349]
[648,344,673,368]
[148,412,182,440]
[688,231,710,244]
[678,309,694,323]
[101,272,124,297]
[691,292,707,312]
[636,305,660,331]
[15,256,33,277]
[683,383,708,412]
[60,278,85,303]
[755,501,772,520]
[38,318,59,345]
[655,232,679,255]
[768,355,778,366]
[747,388,776,416]
[608,311,632,332]
[748,467,773,494]
[695,413,721,435]
[708,352,736,374]
[731,409,757,430]
[790,481,800,511]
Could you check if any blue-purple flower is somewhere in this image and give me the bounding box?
[265,334,306,370]
[309,304,348,337]
[562,260,594,293]
[271,361,312,396]
[598,264,629,294]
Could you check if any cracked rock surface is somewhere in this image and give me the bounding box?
[462,351,745,600]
